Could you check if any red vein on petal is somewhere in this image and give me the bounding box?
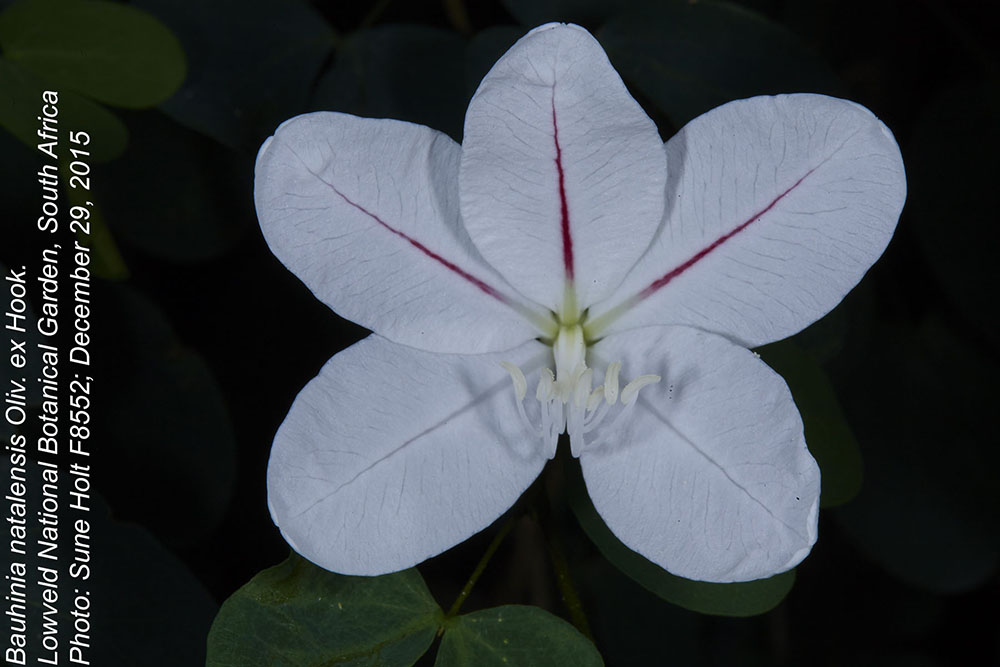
[332,186,509,304]
[552,98,574,280]
[637,168,817,301]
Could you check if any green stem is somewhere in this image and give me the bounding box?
[532,486,594,642]
[445,515,515,619]
[544,519,594,641]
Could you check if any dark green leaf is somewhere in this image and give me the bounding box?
[61,180,129,279]
[0,0,185,108]
[93,506,218,664]
[95,111,248,261]
[314,25,467,141]
[757,341,863,507]
[437,605,603,667]
[599,1,842,127]
[834,318,1000,593]
[0,494,217,665]
[135,0,334,148]
[789,303,850,364]
[580,553,702,666]
[99,285,236,548]
[0,58,127,161]
[207,555,443,667]
[566,458,795,616]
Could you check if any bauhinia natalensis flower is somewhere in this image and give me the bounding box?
[255,23,905,582]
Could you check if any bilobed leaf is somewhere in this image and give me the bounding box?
[599,0,841,127]
[134,0,334,148]
[580,553,703,666]
[436,605,603,667]
[314,25,467,141]
[1,494,218,665]
[789,304,850,364]
[757,341,863,507]
[0,0,185,108]
[100,285,235,548]
[0,58,128,274]
[95,110,247,261]
[61,182,129,279]
[566,457,795,617]
[834,318,1000,593]
[0,58,127,161]
[207,555,443,667]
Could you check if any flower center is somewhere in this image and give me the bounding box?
[501,324,660,459]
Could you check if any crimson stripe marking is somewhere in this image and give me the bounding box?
[332,187,508,303]
[552,99,574,280]
[638,169,816,300]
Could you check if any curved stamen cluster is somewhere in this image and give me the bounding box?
[501,325,660,459]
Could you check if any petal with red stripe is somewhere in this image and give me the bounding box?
[460,24,667,314]
[255,112,551,353]
[587,94,906,347]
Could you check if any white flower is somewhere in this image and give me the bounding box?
[255,24,905,582]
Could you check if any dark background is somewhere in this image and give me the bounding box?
[1,0,998,664]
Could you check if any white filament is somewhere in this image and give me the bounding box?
[500,326,659,459]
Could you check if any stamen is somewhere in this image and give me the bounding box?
[500,361,527,401]
[583,398,612,433]
[603,361,621,404]
[499,361,539,440]
[546,399,563,459]
[586,386,604,412]
[537,368,555,401]
[621,374,661,405]
[592,398,638,448]
[573,369,593,409]
[499,326,661,460]
[583,372,661,449]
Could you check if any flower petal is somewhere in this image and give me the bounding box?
[460,23,667,313]
[587,94,906,347]
[255,112,550,353]
[581,325,820,582]
[267,334,550,575]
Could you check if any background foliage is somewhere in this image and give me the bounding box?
[1,0,998,664]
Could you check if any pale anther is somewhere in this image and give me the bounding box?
[500,361,527,401]
[604,361,621,404]
[621,374,661,405]
[586,386,604,412]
